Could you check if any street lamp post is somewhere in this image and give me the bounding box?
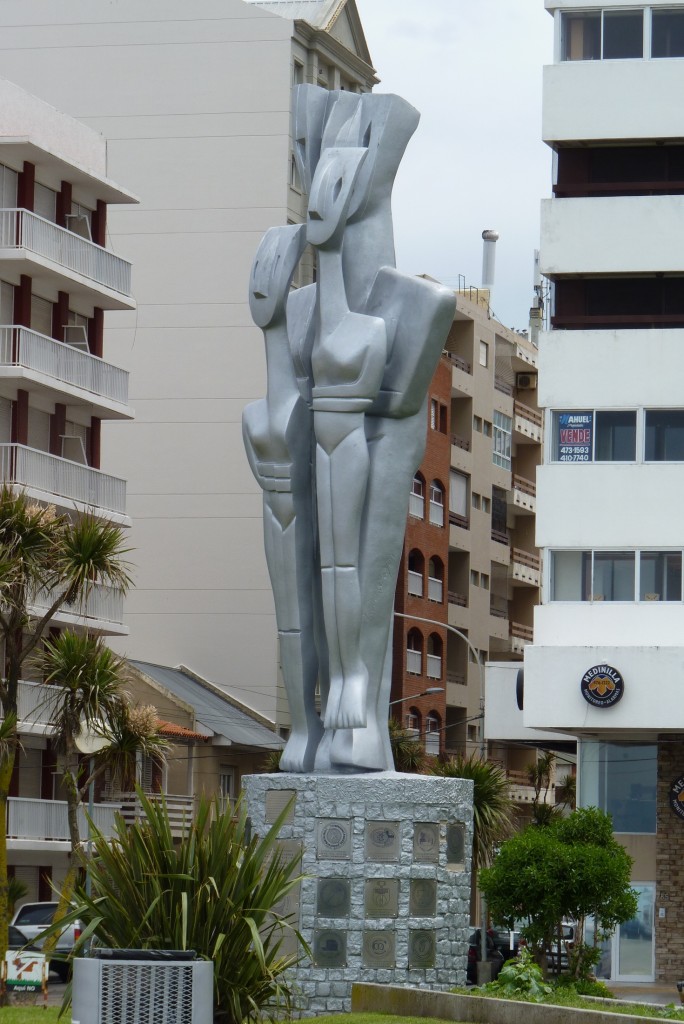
[388,686,444,707]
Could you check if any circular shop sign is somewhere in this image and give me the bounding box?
[669,775,684,821]
[580,664,624,708]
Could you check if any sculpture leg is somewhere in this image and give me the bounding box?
[314,412,370,731]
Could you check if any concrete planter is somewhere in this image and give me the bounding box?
[352,981,671,1024]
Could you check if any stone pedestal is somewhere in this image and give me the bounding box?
[243,770,474,1015]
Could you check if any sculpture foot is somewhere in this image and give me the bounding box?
[314,729,334,771]
[323,675,343,729]
[279,719,323,773]
[332,669,368,730]
[330,721,392,772]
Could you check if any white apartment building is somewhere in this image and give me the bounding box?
[0,0,377,722]
[522,0,684,983]
[0,78,137,899]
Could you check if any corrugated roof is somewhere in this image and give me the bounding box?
[131,661,284,752]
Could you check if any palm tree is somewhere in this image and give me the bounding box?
[0,487,131,959]
[388,717,428,773]
[430,753,515,871]
[38,630,168,948]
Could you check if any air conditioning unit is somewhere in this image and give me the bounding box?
[516,372,537,390]
[72,952,213,1024]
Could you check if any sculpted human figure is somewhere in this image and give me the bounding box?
[242,223,323,772]
[307,143,387,734]
[245,86,455,773]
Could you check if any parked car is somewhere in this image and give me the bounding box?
[11,901,81,982]
[7,925,39,951]
[548,921,576,974]
[467,928,505,984]
[489,923,524,961]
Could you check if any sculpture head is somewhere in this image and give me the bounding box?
[249,223,307,328]
[306,146,367,250]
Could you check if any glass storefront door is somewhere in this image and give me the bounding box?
[591,884,655,983]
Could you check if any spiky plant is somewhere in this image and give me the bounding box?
[430,753,515,870]
[388,716,427,773]
[51,792,304,1024]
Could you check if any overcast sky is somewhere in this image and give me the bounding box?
[354,0,555,331]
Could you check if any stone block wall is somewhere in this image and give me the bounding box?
[656,734,684,982]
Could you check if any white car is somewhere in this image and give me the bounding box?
[10,901,81,982]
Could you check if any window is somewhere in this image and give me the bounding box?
[550,549,684,602]
[449,470,468,523]
[482,496,491,514]
[293,60,304,86]
[472,492,481,511]
[405,709,420,736]
[407,549,424,597]
[31,294,52,337]
[0,163,18,207]
[473,416,482,432]
[639,551,682,601]
[290,153,301,191]
[479,340,489,367]
[426,634,443,680]
[0,280,13,323]
[493,411,512,470]
[561,10,643,61]
[470,570,479,587]
[652,9,684,57]
[580,741,656,834]
[427,557,444,603]
[406,630,423,676]
[645,410,684,461]
[425,713,440,756]
[430,398,438,429]
[481,573,490,591]
[34,182,57,222]
[554,410,636,462]
[67,201,92,240]
[482,420,492,438]
[409,475,425,519]
[429,480,444,527]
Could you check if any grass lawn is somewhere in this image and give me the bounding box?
[0,1009,60,1024]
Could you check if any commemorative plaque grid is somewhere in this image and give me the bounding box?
[362,929,395,968]
[316,818,352,860]
[413,821,440,862]
[365,820,401,862]
[364,877,399,918]
[264,788,296,823]
[317,877,351,918]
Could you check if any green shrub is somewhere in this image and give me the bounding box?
[482,948,552,1002]
[55,790,304,1024]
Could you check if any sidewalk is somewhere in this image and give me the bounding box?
[608,982,681,1006]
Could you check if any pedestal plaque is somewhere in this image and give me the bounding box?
[446,823,466,867]
[364,878,399,918]
[365,821,400,862]
[317,878,351,918]
[409,929,437,968]
[317,819,352,860]
[265,788,296,823]
[409,878,437,917]
[362,930,395,968]
[414,821,440,862]
[313,929,347,967]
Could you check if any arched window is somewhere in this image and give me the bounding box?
[426,633,443,680]
[406,628,423,676]
[428,556,444,603]
[425,712,441,756]
[408,549,425,597]
[410,474,425,519]
[429,480,445,526]
[405,707,421,737]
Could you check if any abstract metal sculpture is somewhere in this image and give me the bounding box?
[244,86,455,773]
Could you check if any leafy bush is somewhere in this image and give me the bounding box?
[55,790,304,1024]
[482,948,552,1002]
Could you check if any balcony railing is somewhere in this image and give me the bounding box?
[450,433,472,452]
[510,621,534,643]
[408,570,423,597]
[117,793,195,838]
[427,576,443,603]
[512,474,536,497]
[511,548,541,572]
[426,653,442,680]
[0,209,132,297]
[429,500,444,527]
[409,493,424,519]
[447,590,467,607]
[491,527,509,545]
[7,796,119,842]
[449,511,470,530]
[406,649,422,675]
[444,351,472,374]
[494,377,513,396]
[18,680,59,728]
[32,582,124,627]
[514,400,543,429]
[0,326,128,405]
[446,669,466,686]
[0,443,126,516]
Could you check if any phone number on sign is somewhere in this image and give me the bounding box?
[559,453,590,462]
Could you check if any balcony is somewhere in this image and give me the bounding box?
[31,582,126,635]
[429,499,444,527]
[510,620,534,657]
[445,351,473,398]
[450,433,471,453]
[427,575,443,603]
[494,377,513,397]
[491,528,511,565]
[409,492,424,519]
[0,326,130,417]
[0,209,134,309]
[406,649,422,675]
[447,590,467,608]
[514,400,542,444]
[510,547,541,588]
[17,680,58,732]
[509,474,536,515]
[116,793,195,839]
[7,796,119,845]
[426,653,442,680]
[0,443,128,522]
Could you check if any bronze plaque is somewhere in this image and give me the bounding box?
[364,878,399,918]
[362,930,395,968]
[264,789,296,823]
[413,822,440,862]
[365,820,401,862]
[409,877,437,917]
[317,819,352,860]
[313,929,347,967]
[271,881,300,921]
[446,822,466,867]
[409,929,436,968]
[317,877,351,918]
